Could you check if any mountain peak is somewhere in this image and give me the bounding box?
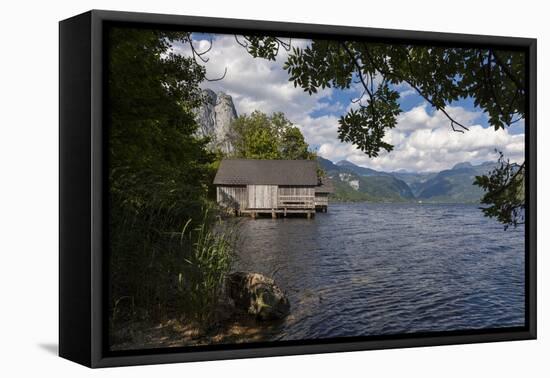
[317,157,494,203]
[452,162,473,170]
[334,160,382,177]
[201,88,217,105]
[196,89,238,153]
[336,160,357,167]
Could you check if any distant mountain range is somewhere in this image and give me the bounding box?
[318,157,496,203]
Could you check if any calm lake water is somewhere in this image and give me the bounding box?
[233,202,525,341]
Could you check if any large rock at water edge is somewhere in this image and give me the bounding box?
[226,272,290,320]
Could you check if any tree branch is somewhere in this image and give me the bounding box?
[340,42,375,102]
[361,44,469,132]
[490,49,524,90]
[484,51,506,120]
[185,36,227,81]
[234,35,248,48]
[186,36,213,63]
[275,37,292,52]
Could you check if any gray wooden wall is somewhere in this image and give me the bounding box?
[217,186,247,209]
[247,184,278,209]
[217,185,317,210]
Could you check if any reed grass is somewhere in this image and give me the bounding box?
[109,202,237,333]
[174,211,237,324]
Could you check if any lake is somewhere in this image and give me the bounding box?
[233,202,525,341]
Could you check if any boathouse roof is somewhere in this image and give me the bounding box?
[213,159,318,186]
[315,177,335,194]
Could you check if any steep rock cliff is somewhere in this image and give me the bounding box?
[195,89,238,153]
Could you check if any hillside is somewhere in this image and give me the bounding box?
[336,160,384,177]
[318,158,495,204]
[415,162,496,203]
[319,158,414,202]
[390,171,438,196]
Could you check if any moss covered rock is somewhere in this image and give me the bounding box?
[226,272,290,320]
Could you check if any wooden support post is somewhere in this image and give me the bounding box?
[252,212,256,219]
[284,208,287,217]
[272,209,276,219]
[307,212,311,219]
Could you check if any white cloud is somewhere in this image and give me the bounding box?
[395,82,417,99]
[316,104,524,172]
[172,34,331,123]
[172,36,525,173]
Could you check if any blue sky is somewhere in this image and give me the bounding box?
[173,34,525,172]
[312,85,524,134]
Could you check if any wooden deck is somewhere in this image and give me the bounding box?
[242,194,316,218]
[240,208,316,219]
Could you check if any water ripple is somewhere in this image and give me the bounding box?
[234,203,525,340]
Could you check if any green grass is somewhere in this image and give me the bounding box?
[109,205,238,334]
[174,212,238,325]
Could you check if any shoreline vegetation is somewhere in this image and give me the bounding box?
[107,28,239,348]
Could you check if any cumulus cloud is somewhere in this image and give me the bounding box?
[394,82,417,99]
[172,34,331,123]
[317,104,524,172]
[172,34,524,172]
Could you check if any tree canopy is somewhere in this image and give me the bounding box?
[109,28,213,224]
[227,111,316,160]
[238,37,526,227]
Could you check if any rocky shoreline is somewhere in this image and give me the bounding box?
[111,272,290,350]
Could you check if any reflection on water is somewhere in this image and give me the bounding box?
[233,203,525,341]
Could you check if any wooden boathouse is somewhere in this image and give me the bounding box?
[214,159,325,218]
[315,177,334,212]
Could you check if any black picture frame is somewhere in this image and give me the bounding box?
[59,9,537,368]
